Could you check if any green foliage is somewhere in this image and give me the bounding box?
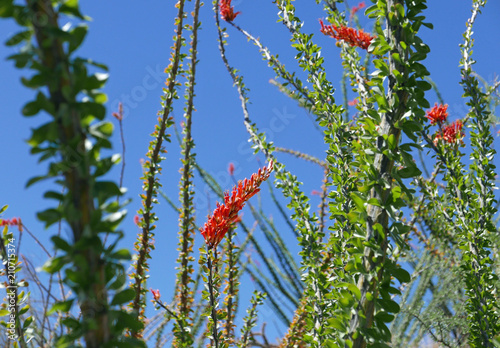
[2,0,143,346]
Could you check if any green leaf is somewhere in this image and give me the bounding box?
[94,181,122,203]
[5,30,31,46]
[37,208,61,228]
[391,267,411,283]
[26,175,49,188]
[44,191,64,201]
[51,236,72,252]
[42,256,67,274]
[350,192,366,212]
[28,122,59,147]
[21,74,47,89]
[69,25,88,54]
[111,289,135,306]
[85,73,109,90]
[23,316,33,329]
[89,121,113,139]
[48,299,75,315]
[397,166,422,179]
[59,0,85,19]
[375,311,395,323]
[110,249,131,260]
[7,53,31,68]
[22,101,41,116]
[78,101,106,120]
[0,309,9,317]
[378,298,400,313]
[327,317,346,332]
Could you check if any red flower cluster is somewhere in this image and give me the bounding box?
[433,120,464,145]
[442,120,464,143]
[426,104,464,145]
[201,161,274,249]
[150,289,161,301]
[320,19,374,50]
[228,162,235,176]
[350,2,366,19]
[134,215,140,226]
[0,218,22,231]
[348,99,359,106]
[425,103,448,125]
[220,0,240,22]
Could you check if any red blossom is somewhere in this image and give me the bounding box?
[228,162,235,176]
[433,120,464,145]
[320,19,375,50]
[348,99,359,106]
[350,2,366,19]
[150,289,161,301]
[220,0,240,22]
[0,218,22,231]
[134,215,140,226]
[200,161,274,249]
[426,104,448,125]
[442,120,464,144]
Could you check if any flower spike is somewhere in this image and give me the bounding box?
[426,104,448,125]
[220,0,240,22]
[201,161,274,249]
[320,19,375,50]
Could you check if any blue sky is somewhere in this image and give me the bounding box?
[1,0,500,344]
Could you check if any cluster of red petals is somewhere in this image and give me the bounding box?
[348,99,359,106]
[134,215,141,226]
[201,161,274,249]
[426,104,464,145]
[425,103,448,125]
[350,2,366,19]
[433,120,464,145]
[228,162,235,176]
[150,289,161,301]
[220,0,240,22]
[442,120,464,143]
[319,19,374,50]
[0,218,22,231]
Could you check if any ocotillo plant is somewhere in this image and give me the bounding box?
[1,0,500,347]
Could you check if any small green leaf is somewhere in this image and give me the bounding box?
[51,236,72,252]
[68,25,88,53]
[89,121,113,139]
[111,289,135,306]
[327,317,346,332]
[391,267,411,283]
[49,299,75,315]
[42,256,67,274]
[397,166,422,179]
[379,298,400,313]
[22,101,41,116]
[37,208,61,228]
[5,30,31,46]
[23,316,33,329]
[110,249,131,260]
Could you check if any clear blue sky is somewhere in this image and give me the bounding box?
[1,0,499,343]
